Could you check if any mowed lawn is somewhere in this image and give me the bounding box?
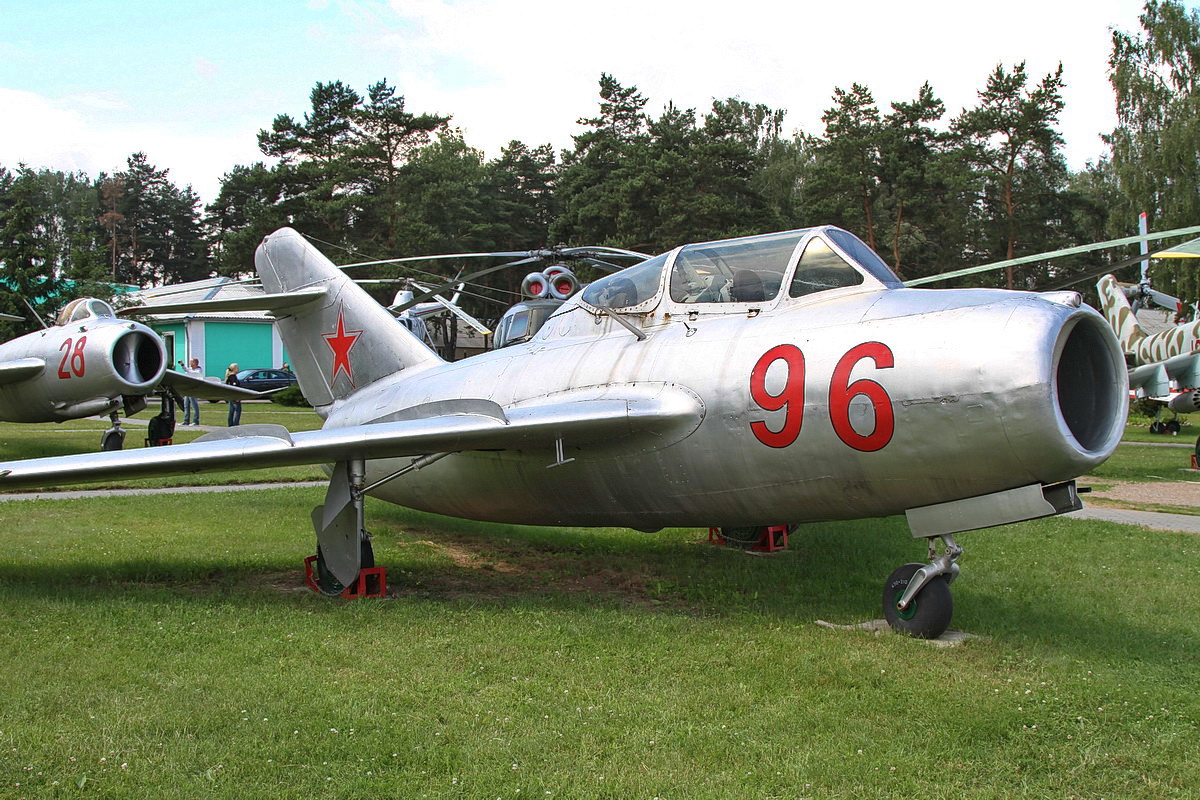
[0,482,1197,798]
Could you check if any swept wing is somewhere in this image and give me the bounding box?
[0,391,703,491]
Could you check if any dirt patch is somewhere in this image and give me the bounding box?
[390,531,673,610]
[1081,478,1200,510]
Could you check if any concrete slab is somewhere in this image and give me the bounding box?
[814,619,981,647]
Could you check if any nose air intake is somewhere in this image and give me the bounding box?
[113,329,166,389]
[1054,313,1126,455]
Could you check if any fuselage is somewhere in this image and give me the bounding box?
[0,299,166,423]
[325,253,1126,530]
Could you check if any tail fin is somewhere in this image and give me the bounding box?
[1095,274,1145,355]
[255,228,443,409]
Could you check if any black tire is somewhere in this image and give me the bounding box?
[1150,420,1167,434]
[719,526,764,549]
[314,534,375,596]
[1166,419,1182,434]
[100,429,125,451]
[882,563,953,639]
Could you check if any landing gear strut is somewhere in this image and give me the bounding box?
[882,534,961,638]
[308,458,385,597]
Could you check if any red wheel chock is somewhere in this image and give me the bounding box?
[303,555,387,598]
[707,525,790,552]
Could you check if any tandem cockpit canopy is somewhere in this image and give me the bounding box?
[579,226,902,312]
[55,298,118,326]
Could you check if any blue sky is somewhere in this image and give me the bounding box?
[1,0,1155,205]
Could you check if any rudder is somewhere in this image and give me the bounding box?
[255,228,444,409]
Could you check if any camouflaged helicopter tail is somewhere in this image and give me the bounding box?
[255,228,444,409]
[1095,274,1146,355]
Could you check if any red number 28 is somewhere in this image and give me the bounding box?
[57,336,87,379]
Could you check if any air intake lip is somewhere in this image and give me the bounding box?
[1053,312,1127,456]
[112,329,166,390]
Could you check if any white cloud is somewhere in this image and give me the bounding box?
[0,88,262,202]
[371,0,1139,165]
[0,0,1146,209]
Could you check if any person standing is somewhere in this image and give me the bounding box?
[178,357,203,425]
[225,363,243,426]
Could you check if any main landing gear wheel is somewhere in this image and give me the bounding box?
[718,524,798,550]
[719,526,765,549]
[314,534,375,596]
[882,563,953,639]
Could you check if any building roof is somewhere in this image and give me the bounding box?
[126,277,274,322]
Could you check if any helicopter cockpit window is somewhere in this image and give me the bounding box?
[580,252,669,310]
[788,237,866,298]
[56,298,117,326]
[669,230,806,304]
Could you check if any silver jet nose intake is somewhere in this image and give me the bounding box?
[1053,312,1127,457]
[112,328,166,390]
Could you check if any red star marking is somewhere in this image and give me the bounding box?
[322,305,363,386]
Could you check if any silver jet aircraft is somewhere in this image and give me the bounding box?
[0,226,1129,637]
[0,297,265,449]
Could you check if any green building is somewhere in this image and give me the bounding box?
[130,278,289,380]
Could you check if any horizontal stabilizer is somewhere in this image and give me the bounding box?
[118,288,327,317]
[160,369,280,401]
[0,389,704,491]
[0,357,45,386]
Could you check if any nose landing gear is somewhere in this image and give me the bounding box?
[100,410,126,451]
[882,534,961,639]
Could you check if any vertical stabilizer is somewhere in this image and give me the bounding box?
[255,228,444,409]
[1095,274,1146,356]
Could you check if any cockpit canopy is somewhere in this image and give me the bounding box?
[55,298,117,326]
[580,226,900,311]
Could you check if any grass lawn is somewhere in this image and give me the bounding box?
[0,406,328,490]
[0,415,1197,796]
[0,488,1198,798]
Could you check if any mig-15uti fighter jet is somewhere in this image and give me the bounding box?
[0,297,273,450]
[0,226,1131,637]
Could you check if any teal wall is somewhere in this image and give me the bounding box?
[203,321,275,377]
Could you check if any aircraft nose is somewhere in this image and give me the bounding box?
[1003,303,1127,480]
[1052,310,1128,455]
[111,327,166,389]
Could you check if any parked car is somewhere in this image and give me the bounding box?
[235,368,297,392]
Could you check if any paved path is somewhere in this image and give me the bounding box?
[6,481,1200,538]
[1120,440,1193,449]
[1067,505,1200,534]
[0,482,327,503]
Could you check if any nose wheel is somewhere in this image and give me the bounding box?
[100,411,126,451]
[882,534,961,639]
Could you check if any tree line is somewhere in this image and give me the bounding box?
[2,0,1198,331]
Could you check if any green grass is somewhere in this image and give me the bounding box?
[1,491,1198,798]
[0,407,328,490]
[0,416,1198,796]
[1087,439,1196,484]
[1121,419,1200,444]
